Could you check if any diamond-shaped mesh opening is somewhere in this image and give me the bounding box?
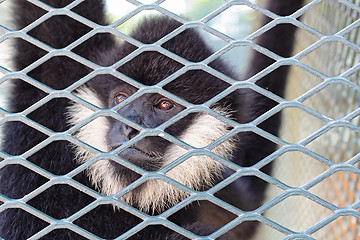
[74,73,141,94]
[0,208,49,239]
[27,184,95,219]
[289,24,320,56]
[313,215,360,239]
[163,70,231,104]
[243,52,276,79]
[261,183,285,211]
[75,154,142,191]
[2,37,48,71]
[163,27,227,62]
[309,171,360,207]
[300,41,360,77]
[118,51,184,85]
[69,115,111,150]
[252,221,287,239]
[0,163,48,199]
[307,127,360,162]
[113,10,163,34]
[0,39,25,71]
[300,0,359,35]
[210,46,253,76]
[74,204,143,239]
[105,0,137,27]
[214,176,270,211]
[253,23,303,58]
[0,121,48,155]
[169,200,237,238]
[0,0,14,31]
[163,154,225,187]
[207,5,257,39]
[197,200,238,225]
[26,140,81,174]
[234,87,280,124]
[0,79,49,113]
[280,107,325,143]
[28,56,91,89]
[73,33,130,65]
[303,83,360,119]
[235,131,281,171]
[285,65,323,100]
[195,28,229,52]
[72,0,113,26]
[27,98,77,132]
[6,1,46,31]
[265,195,333,233]
[0,80,11,112]
[28,15,92,49]
[345,26,360,44]
[270,151,329,187]
[252,64,296,99]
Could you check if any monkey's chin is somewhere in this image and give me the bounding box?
[117,148,162,172]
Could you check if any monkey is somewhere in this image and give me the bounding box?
[0,0,304,239]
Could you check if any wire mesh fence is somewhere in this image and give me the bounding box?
[256,0,360,239]
[0,0,359,239]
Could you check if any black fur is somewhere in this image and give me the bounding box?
[0,0,303,239]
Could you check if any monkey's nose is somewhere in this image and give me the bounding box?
[122,124,139,140]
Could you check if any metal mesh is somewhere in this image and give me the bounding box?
[255,0,360,239]
[0,0,359,239]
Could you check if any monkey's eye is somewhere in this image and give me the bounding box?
[114,93,128,104]
[157,98,174,110]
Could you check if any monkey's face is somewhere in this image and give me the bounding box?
[66,47,237,212]
[67,80,235,212]
[105,83,185,172]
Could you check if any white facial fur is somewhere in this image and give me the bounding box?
[67,87,236,212]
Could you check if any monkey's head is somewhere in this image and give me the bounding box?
[67,17,238,212]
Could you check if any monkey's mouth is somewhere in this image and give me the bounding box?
[110,145,156,158]
[109,145,161,171]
